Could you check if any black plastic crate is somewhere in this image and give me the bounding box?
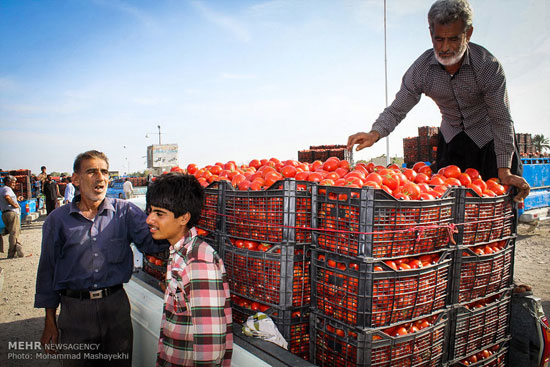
[310,311,448,367]
[222,236,310,308]
[449,339,509,367]
[196,181,229,233]
[224,179,313,243]
[231,301,310,361]
[311,248,450,328]
[448,289,512,363]
[312,185,454,258]
[452,187,516,246]
[450,238,515,304]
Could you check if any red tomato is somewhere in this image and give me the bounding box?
[295,171,309,181]
[472,178,487,192]
[378,169,399,190]
[418,165,433,177]
[258,243,272,252]
[429,176,445,185]
[365,172,383,186]
[186,164,198,174]
[444,177,462,186]
[458,173,472,186]
[280,165,297,178]
[401,182,421,200]
[244,240,258,251]
[414,172,430,184]
[234,239,245,249]
[465,167,480,180]
[322,158,339,172]
[467,183,483,196]
[308,172,324,183]
[412,161,427,172]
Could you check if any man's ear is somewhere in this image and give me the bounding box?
[72,172,80,187]
[466,26,473,42]
[179,212,191,228]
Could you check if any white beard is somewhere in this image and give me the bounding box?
[435,40,468,66]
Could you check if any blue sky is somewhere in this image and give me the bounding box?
[1,0,548,174]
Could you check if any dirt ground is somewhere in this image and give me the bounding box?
[0,216,548,366]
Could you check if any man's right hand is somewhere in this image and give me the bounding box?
[40,309,59,353]
[347,131,381,152]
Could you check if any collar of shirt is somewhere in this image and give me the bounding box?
[69,195,115,218]
[170,227,198,256]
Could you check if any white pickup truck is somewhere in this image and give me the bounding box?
[125,197,315,367]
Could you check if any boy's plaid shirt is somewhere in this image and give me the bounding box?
[157,227,233,366]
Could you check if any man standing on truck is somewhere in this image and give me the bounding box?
[347,0,530,203]
[35,150,168,366]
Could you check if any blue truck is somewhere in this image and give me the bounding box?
[518,157,550,222]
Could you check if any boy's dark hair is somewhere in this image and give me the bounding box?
[146,173,204,229]
[73,150,109,173]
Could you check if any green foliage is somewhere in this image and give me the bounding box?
[532,134,550,153]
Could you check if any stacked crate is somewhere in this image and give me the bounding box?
[220,179,313,361]
[515,133,535,156]
[309,185,455,366]
[446,187,516,366]
[403,127,439,167]
[298,145,353,164]
[8,169,32,200]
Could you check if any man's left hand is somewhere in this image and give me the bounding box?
[498,168,530,203]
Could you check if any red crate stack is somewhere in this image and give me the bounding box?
[446,187,516,365]
[310,184,453,366]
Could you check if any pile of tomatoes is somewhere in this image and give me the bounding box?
[181,156,508,202]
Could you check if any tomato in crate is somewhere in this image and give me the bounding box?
[196,180,228,233]
[312,249,450,328]
[224,179,312,243]
[450,340,509,367]
[313,185,454,258]
[311,311,448,367]
[223,236,310,308]
[452,187,515,246]
[450,238,514,304]
[448,289,512,363]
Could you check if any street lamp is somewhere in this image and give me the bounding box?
[145,124,162,145]
[123,145,130,175]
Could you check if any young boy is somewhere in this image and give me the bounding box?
[146,173,232,366]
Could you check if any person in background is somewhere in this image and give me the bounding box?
[37,165,47,191]
[42,174,60,215]
[0,175,25,258]
[63,176,75,205]
[35,150,168,366]
[123,177,134,200]
[346,0,529,203]
[147,173,232,367]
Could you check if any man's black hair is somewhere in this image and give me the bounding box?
[146,173,204,229]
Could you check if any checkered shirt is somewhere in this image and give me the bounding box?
[157,227,233,367]
[372,42,516,169]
